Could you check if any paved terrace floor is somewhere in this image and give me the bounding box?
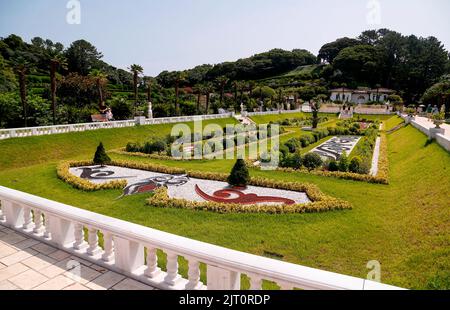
[0,224,156,290]
[414,116,450,137]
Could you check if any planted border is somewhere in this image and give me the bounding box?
[57,160,352,213]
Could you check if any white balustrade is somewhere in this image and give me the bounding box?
[0,186,405,291]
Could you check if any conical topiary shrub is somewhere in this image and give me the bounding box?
[93,142,111,166]
[227,159,250,187]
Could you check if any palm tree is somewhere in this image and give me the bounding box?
[233,80,239,105]
[49,53,67,125]
[215,76,228,107]
[12,57,31,127]
[129,64,144,115]
[173,71,186,116]
[203,82,214,114]
[88,69,108,111]
[193,84,205,114]
[247,80,256,98]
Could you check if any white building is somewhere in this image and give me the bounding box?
[330,87,395,104]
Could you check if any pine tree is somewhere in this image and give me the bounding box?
[93,142,111,166]
[227,159,250,187]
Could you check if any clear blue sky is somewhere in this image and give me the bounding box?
[1,0,449,76]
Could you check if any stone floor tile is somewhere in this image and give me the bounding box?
[112,278,154,290]
[38,258,76,278]
[8,269,49,289]
[0,280,19,290]
[0,263,29,282]
[63,282,91,290]
[11,238,41,251]
[31,243,58,255]
[64,264,101,284]
[86,271,125,290]
[22,253,57,271]
[0,248,37,266]
[0,232,27,245]
[33,275,74,290]
[0,243,18,259]
[48,250,71,261]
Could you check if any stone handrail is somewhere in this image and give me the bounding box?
[0,113,234,141]
[0,186,403,290]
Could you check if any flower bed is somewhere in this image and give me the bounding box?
[58,160,352,213]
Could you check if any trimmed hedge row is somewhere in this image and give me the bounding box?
[56,161,127,191]
[147,186,351,214]
[58,160,352,213]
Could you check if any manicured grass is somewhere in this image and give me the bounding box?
[383,116,405,131]
[0,119,449,289]
[249,112,338,125]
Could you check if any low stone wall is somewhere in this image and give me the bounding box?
[0,113,234,140]
[401,114,450,152]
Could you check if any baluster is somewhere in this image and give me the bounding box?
[44,213,51,239]
[145,246,161,278]
[87,227,102,256]
[22,207,34,231]
[0,204,5,222]
[33,210,45,234]
[73,223,88,250]
[249,275,263,290]
[164,251,181,286]
[102,232,114,262]
[186,258,202,290]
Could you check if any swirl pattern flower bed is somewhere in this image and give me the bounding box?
[60,160,351,213]
[69,165,311,205]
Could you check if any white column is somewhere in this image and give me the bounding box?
[87,227,102,256]
[102,232,114,263]
[164,251,181,286]
[73,223,88,250]
[33,210,44,235]
[3,200,24,228]
[144,246,161,278]
[207,266,241,290]
[113,236,144,273]
[186,258,202,290]
[22,207,34,231]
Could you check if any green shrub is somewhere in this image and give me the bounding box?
[303,153,323,171]
[126,142,142,153]
[227,159,250,187]
[93,142,111,166]
[349,156,362,173]
[338,151,349,172]
[327,160,339,172]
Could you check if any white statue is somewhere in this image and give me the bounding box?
[148,101,153,119]
[240,102,245,114]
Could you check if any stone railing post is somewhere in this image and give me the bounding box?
[48,216,75,247]
[207,265,241,290]
[2,200,24,228]
[113,236,144,273]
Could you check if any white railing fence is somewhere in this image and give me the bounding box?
[0,113,234,141]
[0,186,403,290]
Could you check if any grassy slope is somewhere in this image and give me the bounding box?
[0,120,449,289]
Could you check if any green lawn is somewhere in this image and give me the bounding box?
[0,119,449,289]
[249,112,338,125]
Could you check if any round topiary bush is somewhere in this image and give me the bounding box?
[303,153,323,171]
[227,159,250,187]
[349,156,362,173]
[327,160,339,172]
